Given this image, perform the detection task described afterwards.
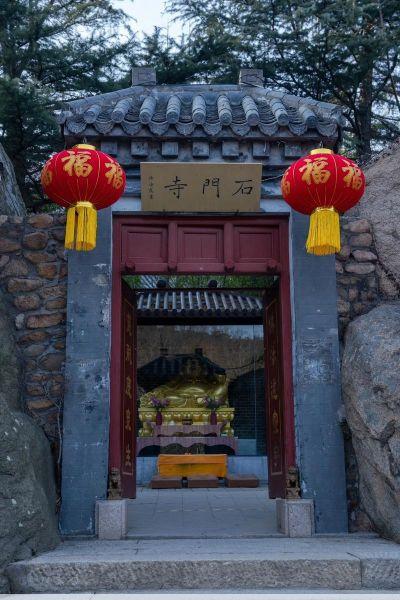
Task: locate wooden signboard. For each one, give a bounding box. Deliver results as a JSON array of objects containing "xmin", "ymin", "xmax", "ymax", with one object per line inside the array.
[{"xmin": 141, "ymin": 162, "xmax": 262, "ymax": 212}]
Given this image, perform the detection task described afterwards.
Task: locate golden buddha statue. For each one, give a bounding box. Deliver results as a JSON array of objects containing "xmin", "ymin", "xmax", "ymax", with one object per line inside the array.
[{"xmin": 138, "ymin": 356, "xmax": 234, "ymax": 436}]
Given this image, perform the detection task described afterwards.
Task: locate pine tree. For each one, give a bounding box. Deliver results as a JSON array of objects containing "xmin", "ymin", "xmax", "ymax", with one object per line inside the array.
[
  {"xmin": 0, "ymin": 0, "xmax": 135, "ymax": 208},
  {"xmin": 167, "ymin": 0, "xmax": 400, "ymax": 158},
  {"xmin": 136, "ymin": 28, "xmax": 197, "ymax": 84},
  {"xmin": 124, "ymin": 25, "xmax": 241, "ymax": 87}
]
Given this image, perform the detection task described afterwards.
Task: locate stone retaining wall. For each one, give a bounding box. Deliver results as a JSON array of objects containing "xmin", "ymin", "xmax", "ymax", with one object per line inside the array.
[
  {"xmin": 0, "ymin": 211, "xmax": 383, "ymax": 529},
  {"xmin": 336, "ymin": 216, "xmax": 379, "ymax": 340},
  {"xmin": 0, "ymin": 214, "xmax": 66, "ymax": 469}
]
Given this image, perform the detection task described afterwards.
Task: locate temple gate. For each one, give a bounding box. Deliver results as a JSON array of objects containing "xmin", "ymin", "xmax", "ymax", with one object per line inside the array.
[{"xmin": 59, "ymin": 67, "xmax": 347, "ymax": 536}]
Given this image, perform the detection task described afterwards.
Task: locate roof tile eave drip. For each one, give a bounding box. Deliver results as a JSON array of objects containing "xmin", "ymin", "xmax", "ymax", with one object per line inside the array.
[{"xmin": 61, "ymin": 87, "xmax": 342, "ymax": 139}]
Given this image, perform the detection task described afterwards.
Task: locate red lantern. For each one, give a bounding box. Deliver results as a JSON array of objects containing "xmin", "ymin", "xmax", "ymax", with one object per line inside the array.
[
  {"xmin": 281, "ymin": 148, "xmax": 365, "ymax": 255},
  {"xmin": 41, "ymin": 144, "xmax": 126, "ymax": 251}
]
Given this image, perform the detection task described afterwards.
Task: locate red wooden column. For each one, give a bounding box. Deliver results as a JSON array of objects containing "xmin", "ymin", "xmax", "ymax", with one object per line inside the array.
[
  {"xmin": 263, "ymin": 219, "xmax": 295, "ymax": 498},
  {"xmin": 109, "ymin": 220, "xmax": 122, "ymax": 485},
  {"xmin": 110, "ymin": 222, "xmax": 138, "ymax": 498},
  {"xmin": 278, "ymin": 220, "xmax": 296, "ymax": 474},
  {"xmin": 120, "ymin": 280, "xmax": 137, "ymax": 497},
  {"xmin": 264, "ymin": 283, "xmax": 286, "ymax": 498},
  {"xmin": 168, "ymin": 222, "xmax": 178, "ymax": 272},
  {"xmin": 223, "ymin": 222, "xmax": 235, "ymax": 272}
]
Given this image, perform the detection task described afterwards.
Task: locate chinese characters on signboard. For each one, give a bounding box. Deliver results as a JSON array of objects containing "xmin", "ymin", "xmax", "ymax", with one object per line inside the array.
[{"xmin": 141, "ymin": 162, "xmax": 262, "ymax": 212}]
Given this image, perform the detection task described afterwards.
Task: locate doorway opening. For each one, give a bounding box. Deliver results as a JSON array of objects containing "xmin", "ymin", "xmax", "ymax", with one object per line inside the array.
[
  {"xmin": 110, "ymin": 215, "xmax": 295, "ymax": 537},
  {"xmin": 125, "ymin": 275, "xmax": 283, "ymax": 537}
]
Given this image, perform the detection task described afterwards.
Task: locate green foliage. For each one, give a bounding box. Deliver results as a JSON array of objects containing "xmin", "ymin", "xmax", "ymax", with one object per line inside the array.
[
  {"xmin": 167, "ymin": 0, "xmax": 400, "ymax": 158},
  {"xmin": 122, "ymin": 24, "xmax": 242, "ymax": 87},
  {"xmin": 0, "ymin": 78, "xmax": 61, "ymax": 207},
  {"xmin": 135, "ymin": 28, "xmax": 198, "ymax": 84},
  {"xmin": 2, "ymin": 0, "xmax": 399, "ymax": 210},
  {"xmin": 124, "ymin": 274, "xmax": 274, "ymax": 291},
  {"xmin": 0, "ymin": 0, "xmax": 135, "ymax": 209}
]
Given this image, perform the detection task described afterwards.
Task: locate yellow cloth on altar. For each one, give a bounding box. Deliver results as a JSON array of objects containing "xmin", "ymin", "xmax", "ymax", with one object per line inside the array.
[{"xmin": 158, "ymin": 454, "xmax": 227, "ymax": 477}]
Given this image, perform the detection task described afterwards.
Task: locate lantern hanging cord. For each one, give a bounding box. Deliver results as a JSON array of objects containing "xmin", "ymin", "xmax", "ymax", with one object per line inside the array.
[{"xmin": 261, "ymin": 173, "xmax": 286, "ymax": 182}]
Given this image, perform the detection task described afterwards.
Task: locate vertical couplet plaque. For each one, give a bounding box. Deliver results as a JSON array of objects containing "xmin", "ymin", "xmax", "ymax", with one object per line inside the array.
[
  {"xmin": 121, "ymin": 280, "xmax": 136, "ymax": 497},
  {"xmin": 264, "ymin": 285, "xmax": 286, "ymax": 498}
]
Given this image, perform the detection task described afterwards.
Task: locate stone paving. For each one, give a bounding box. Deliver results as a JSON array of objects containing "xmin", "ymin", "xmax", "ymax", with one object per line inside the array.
[
  {"xmin": 127, "ymin": 486, "xmax": 278, "ymax": 538},
  {"xmin": 6, "ymin": 485, "xmax": 400, "ymax": 594},
  {"xmin": 7, "ymin": 535, "xmax": 400, "ymax": 592},
  {"xmin": 3, "ymin": 593, "xmax": 400, "ymax": 599}
]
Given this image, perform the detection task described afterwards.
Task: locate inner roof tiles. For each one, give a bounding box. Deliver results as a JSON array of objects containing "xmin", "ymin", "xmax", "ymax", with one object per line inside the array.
[{"xmin": 136, "ymin": 290, "xmax": 263, "ymax": 320}]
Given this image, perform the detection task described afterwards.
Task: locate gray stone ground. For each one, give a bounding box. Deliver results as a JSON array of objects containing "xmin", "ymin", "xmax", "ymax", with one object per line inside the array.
[
  {"xmin": 127, "ymin": 487, "xmax": 278, "ymax": 538},
  {"xmin": 2, "ymin": 593, "xmax": 400, "ymax": 598},
  {"xmin": 6, "ymin": 535, "xmax": 400, "ymax": 592}
]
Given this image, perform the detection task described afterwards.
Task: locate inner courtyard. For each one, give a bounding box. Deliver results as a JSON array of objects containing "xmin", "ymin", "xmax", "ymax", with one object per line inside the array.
[
  {"xmin": 134, "ymin": 276, "xmax": 268, "ymax": 481},
  {"xmin": 125, "ymin": 275, "xmax": 280, "ymax": 531}
]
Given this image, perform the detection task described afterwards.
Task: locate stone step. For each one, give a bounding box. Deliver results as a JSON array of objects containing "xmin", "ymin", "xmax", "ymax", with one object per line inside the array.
[{"xmin": 6, "ymin": 536, "xmax": 400, "ymax": 593}]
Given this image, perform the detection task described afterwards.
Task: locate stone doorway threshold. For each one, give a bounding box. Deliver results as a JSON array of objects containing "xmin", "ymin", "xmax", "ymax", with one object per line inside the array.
[
  {"xmin": 6, "ymin": 535, "xmax": 400, "ymax": 593},
  {"xmin": 127, "ymin": 486, "xmax": 279, "ymax": 539}
]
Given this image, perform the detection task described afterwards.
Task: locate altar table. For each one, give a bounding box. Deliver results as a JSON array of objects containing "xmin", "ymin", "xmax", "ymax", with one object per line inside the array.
[
  {"xmin": 137, "ymin": 435, "xmax": 237, "ymax": 454},
  {"xmin": 158, "ymin": 454, "xmax": 227, "ymax": 478},
  {"xmin": 137, "ymin": 424, "xmax": 237, "ymax": 455}
]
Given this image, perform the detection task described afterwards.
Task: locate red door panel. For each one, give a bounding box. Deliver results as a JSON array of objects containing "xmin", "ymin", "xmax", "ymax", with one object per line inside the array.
[
  {"xmin": 120, "ymin": 280, "xmax": 137, "ymax": 498},
  {"xmin": 119, "ymin": 218, "xmax": 283, "ymax": 274},
  {"xmin": 122, "ymin": 226, "xmax": 168, "ymax": 272},
  {"xmin": 233, "ymin": 226, "xmax": 280, "ymax": 272},
  {"xmin": 177, "ymin": 226, "xmax": 224, "ymax": 272},
  {"xmin": 264, "ymin": 283, "xmax": 286, "ymax": 498}
]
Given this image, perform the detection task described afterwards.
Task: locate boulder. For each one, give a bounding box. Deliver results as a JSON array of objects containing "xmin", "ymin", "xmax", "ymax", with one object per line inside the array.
[
  {"xmin": 0, "ymin": 293, "xmax": 59, "ymax": 591},
  {"xmin": 342, "ymin": 303, "xmax": 400, "ymax": 541},
  {"xmin": 355, "ymin": 142, "xmax": 400, "ymax": 287}
]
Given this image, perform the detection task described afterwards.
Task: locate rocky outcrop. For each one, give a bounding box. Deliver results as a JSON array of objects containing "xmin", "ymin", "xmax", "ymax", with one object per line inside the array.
[
  {"xmin": 0, "ymin": 143, "xmax": 26, "ymax": 216},
  {"xmin": 342, "ymin": 303, "xmax": 400, "ymax": 542},
  {"xmin": 0, "ymin": 292, "xmax": 59, "ymax": 592},
  {"xmin": 351, "ymin": 141, "xmax": 400, "ymax": 299}
]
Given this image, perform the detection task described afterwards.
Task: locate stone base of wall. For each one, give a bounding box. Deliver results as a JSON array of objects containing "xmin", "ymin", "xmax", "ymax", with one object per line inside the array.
[
  {"xmin": 0, "ymin": 214, "xmax": 67, "ymax": 474},
  {"xmin": 336, "ymin": 217, "xmax": 379, "ymax": 339}
]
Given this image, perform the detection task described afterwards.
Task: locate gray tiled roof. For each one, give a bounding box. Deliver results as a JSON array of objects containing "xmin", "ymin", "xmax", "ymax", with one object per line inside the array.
[
  {"xmin": 137, "ymin": 289, "xmax": 263, "ymax": 319},
  {"xmin": 58, "ymin": 84, "xmax": 344, "ymax": 139}
]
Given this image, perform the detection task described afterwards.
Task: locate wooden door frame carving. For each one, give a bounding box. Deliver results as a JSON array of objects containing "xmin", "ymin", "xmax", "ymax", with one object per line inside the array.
[{"xmin": 110, "ymin": 215, "xmax": 295, "ymax": 497}]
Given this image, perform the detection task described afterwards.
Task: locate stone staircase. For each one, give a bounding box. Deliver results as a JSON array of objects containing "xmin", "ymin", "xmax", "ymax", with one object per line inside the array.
[{"xmin": 6, "ymin": 535, "xmax": 400, "ymax": 592}]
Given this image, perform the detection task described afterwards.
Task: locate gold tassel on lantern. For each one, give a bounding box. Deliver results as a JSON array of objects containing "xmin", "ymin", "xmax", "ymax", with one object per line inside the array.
[
  {"xmin": 306, "ymin": 206, "xmax": 340, "ymax": 256},
  {"xmin": 65, "ymin": 201, "xmax": 97, "ymax": 251}
]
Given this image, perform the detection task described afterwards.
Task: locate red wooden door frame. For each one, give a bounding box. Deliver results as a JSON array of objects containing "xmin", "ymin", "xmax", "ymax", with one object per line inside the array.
[
  {"xmin": 264, "ymin": 282, "xmax": 286, "ymax": 497},
  {"xmin": 110, "ymin": 215, "xmax": 295, "ymax": 496},
  {"xmin": 119, "ymin": 280, "xmax": 137, "ymax": 497}
]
